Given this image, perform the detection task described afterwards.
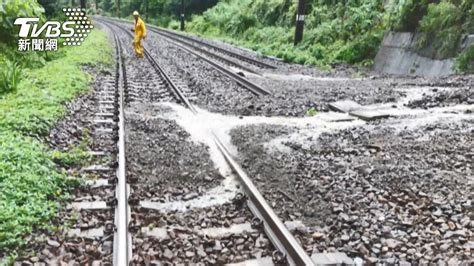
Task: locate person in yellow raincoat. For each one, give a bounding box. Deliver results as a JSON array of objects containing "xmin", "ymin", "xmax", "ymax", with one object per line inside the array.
[{"xmin": 132, "ymin": 11, "xmax": 146, "ymax": 58}]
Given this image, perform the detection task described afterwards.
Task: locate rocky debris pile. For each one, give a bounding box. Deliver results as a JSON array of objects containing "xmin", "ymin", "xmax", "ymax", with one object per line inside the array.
[
  {"xmin": 125, "ymin": 103, "xmax": 222, "ymax": 200},
  {"xmin": 407, "ymin": 87, "xmax": 473, "ymax": 109},
  {"xmin": 421, "ymin": 75, "xmax": 474, "ymax": 88},
  {"xmin": 124, "ymin": 102, "xmax": 277, "ymax": 264},
  {"xmin": 136, "ymin": 25, "xmax": 409, "ymax": 117},
  {"xmin": 230, "ymin": 120, "xmax": 472, "ymax": 264}
]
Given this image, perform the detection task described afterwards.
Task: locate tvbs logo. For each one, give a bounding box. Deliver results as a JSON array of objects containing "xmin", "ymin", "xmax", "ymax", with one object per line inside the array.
[{"xmin": 15, "ymin": 8, "xmax": 94, "ymax": 52}]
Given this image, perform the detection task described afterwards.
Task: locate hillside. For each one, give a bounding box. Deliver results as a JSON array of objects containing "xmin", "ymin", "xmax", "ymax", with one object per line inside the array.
[{"xmin": 180, "ymin": 0, "xmax": 473, "ymax": 73}]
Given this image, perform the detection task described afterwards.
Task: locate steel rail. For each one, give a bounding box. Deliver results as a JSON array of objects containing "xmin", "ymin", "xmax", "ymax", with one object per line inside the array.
[
  {"xmin": 153, "ymin": 27, "xmax": 277, "ymax": 69},
  {"xmin": 105, "ymin": 16, "xmax": 277, "ymax": 69},
  {"xmin": 213, "ymin": 136, "xmax": 315, "ymax": 265},
  {"xmin": 101, "ymin": 19, "xmax": 198, "ymax": 111},
  {"xmin": 109, "ymin": 24, "xmax": 131, "ymax": 266},
  {"xmin": 100, "ymin": 17, "xmax": 272, "ymax": 97},
  {"xmin": 142, "ymin": 51, "xmax": 197, "ymax": 113},
  {"xmin": 101, "ymin": 18, "xmax": 315, "ymax": 266},
  {"xmin": 148, "ymin": 28, "xmax": 261, "ymax": 75},
  {"xmin": 159, "ymin": 37, "xmax": 272, "ymax": 97}
]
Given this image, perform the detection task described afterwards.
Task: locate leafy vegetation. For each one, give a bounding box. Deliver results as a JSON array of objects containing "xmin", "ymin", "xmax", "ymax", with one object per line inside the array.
[
  {"xmin": 0, "ymin": 60, "xmax": 22, "ymax": 95},
  {"xmin": 0, "ymin": 132, "xmax": 71, "ymax": 250},
  {"xmin": 174, "ymin": 0, "xmax": 472, "ymax": 71},
  {"xmin": 388, "ymin": 0, "xmax": 437, "ymax": 32},
  {"xmin": 0, "ymin": 29, "xmax": 112, "ymax": 253},
  {"xmin": 5, "ymin": 1, "xmax": 468, "ymax": 70},
  {"xmin": 93, "ymin": 0, "xmax": 472, "ymax": 71},
  {"xmin": 455, "ymin": 44, "xmax": 474, "ymax": 73},
  {"xmin": 96, "ymin": 0, "xmax": 218, "ymax": 24},
  {"xmin": 184, "ymin": 0, "xmax": 386, "ymax": 67},
  {"xmin": 389, "ymin": 0, "xmax": 474, "ymax": 70},
  {"xmin": 38, "ymin": 0, "xmax": 62, "ymax": 17},
  {"xmin": 0, "ymin": 0, "xmax": 45, "ymax": 44},
  {"xmin": 306, "ymin": 107, "xmax": 318, "ymax": 117},
  {"xmin": 416, "ymin": 0, "xmax": 473, "ymax": 59},
  {"xmin": 418, "ymin": 1, "xmax": 463, "ymax": 58}
]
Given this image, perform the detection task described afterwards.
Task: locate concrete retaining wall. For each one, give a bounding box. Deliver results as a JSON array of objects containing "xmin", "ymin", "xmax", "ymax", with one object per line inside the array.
[{"xmin": 374, "ymin": 32, "xmax": 455, "ymax": 77}]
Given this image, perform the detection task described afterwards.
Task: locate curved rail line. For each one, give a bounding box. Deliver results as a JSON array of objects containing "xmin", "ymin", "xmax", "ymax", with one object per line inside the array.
[
  {"xmin": 154, "ymin": 27, "xmax": 277, "ymax": 70},
  {"xmin": 161, "ymin": 36, "xmax": 272, "ymax": 96},
  {"xmin": 148, "ymin": 27, "xmax": 262, "ymax": 75},
  {"xmin": 101, "ymin": 17, "xmax": 271, "ymax": 97},
  {"xmin": 100, "ymin": 19, "xmax": 315, "ymax": 265},
  {"xmin": 105, "ymin": 16, "xmax": 276, "ymax": 70}
]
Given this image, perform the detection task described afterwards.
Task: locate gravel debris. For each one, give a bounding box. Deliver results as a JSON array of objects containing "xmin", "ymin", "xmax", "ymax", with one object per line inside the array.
[
  {"xmin": 230, "ymin": 118, "xmax": 472, "ymax": 264},
  {"xmin": 10, "ymin": 21, "xmax": 472, "ymax": 265}
]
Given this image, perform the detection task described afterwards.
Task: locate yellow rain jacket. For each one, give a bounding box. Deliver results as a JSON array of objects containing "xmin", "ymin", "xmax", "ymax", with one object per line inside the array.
[{"xmin": 133, "ymin": 17, "xmax": 147, "ymax": 58}]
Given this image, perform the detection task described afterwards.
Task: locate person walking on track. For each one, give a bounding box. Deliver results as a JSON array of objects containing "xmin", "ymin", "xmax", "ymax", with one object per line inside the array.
[{"xmin": 131, "ymin": 11, "xmax": 146, "ymax": 58}]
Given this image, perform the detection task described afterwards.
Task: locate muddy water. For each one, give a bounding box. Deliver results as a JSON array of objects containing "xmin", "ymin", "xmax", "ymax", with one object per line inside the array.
[
  {"xmin": 139, "ymin": 85, "xmax": 472, "ymax": 161},
  {"xmin": 134, "ymin": 83, "xmax": 472, "ymax": 265},
  {"xmin": 126, "ymin": 83, "xmax": 472, "ymax": 214}
]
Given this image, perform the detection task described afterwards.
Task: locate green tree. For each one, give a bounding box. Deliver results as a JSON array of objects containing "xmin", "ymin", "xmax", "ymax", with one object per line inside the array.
[
  {"xmin": 38, "ymin": 0, "xmax": 59, "ymax": 16},
  {"xmin": 100, "ymin": 0, "xmax": 114, "ymax": 13},
  {"xmin": 0, "ymin": 0, "xmax": 45, "ymax": 44}
]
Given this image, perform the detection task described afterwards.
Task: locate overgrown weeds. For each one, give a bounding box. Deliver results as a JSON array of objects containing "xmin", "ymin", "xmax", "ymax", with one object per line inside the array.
[
  {"xmin": 185, "ymin": 0, "xmax": 386, "ymax": 67},
  {"xmin": 0, "ymin": 60, "xmax": 22, "ymax": 95},
  {"xmin": 389, "ymin": 0, "xmax": 474, "ymax": 66},
  {"xmin": 418, "ymin": 1, "xmax": 464, "ymax": 59},
  {"xmin": 179, "ymin": 0, "xmax": 473, "ymax": 73},
  {"xmin": 0, "ymin": 0, "xmax": 45, "ymax": 44},
  {"xmin": 455, "ymin": 44, "xmax": 474, "ymax": 73}
]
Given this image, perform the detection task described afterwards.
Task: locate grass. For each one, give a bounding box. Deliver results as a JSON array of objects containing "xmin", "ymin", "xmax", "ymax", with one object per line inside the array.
[
  {"xmin": 160, "ymin": 0, "xmax": 471, "ymax": 73},
  {"xmin": 182, "ymin": 0, "xmax": 385, "ymax": 68},
  {"xmin": 0, "ymin": 60, "xmax": 22, "ymax": 94},
  {"xmin": 0, "ymin": 28, "xmax": 112, "ymax": 254},
  {"xmin": 109, "ymin": 0, "xmax": 472, "ymax": 73}
]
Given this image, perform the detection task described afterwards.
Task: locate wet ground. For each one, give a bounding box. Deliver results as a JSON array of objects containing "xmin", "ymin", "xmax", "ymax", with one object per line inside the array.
[
  {"xmin": 106, "ymin": 21, "xmax": 278, "ymax": 264},
  {"xmin": 230, "ymin": 113, "xmax": 472, "ymax": 264},
  {"xmin": 137, "ymin": 85, "xmax": 472, "ymax": 265},
  {"xmin": 131, "ymin": 21, "xmax": 472, "ymax": 264},
  {"xmin": 7, "ymin": 20, "xmax": 473, "ymax": 265}
]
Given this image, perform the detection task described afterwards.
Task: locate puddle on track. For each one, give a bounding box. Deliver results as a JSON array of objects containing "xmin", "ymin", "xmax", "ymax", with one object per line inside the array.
[
  {"xmin": 235, "ymin": 68, "xmax": 365, "ymax": 82},
  {"xmin": 151, "ymin": 102, "xmax": 364, "ymax": 165},
  {"xmin": 259, "ymin": 73, "xmax": 365, "ymax": 82},
  {"xmin": 156, "ymin": 86, "xmax": 472, "ymax": 155},
  {"xmin": 356, "ymin": 87, "xmax": 473, "ymax": 132},
  {"xmin": 131, "ymin": 103, "xmax": 365, "ymax": 211}
]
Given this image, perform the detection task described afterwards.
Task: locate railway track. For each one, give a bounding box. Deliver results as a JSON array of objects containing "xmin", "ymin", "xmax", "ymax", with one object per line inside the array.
[
  {"xmin": 153, "ymin": 27, "xmax": 277, "ymax": 70},
  {"xmin": 96, "ymin": 19, "xmax": 316, "ymax": 265},
  {"xmin": 60, "ymin": 25, "xmax": 128, "ymax": 266},
  {"xmin": 105, "ymin": 17, "xmax": 276, "ymax": 71},
  {"xmin": 148, "ymin": 28, "xmax": 263, "ymax": 75},
  {"xmin": 110, "ymin": 29, "xmax": 131, "ymax": 265},
  {"xmin": 101, "ymin": 17, "xmax": 271, "ymax": 97}
]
